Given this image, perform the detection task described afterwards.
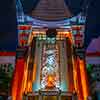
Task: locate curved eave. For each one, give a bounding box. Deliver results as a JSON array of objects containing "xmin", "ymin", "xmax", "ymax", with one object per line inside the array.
[{"xmin": 21, "ymin": 13, "xmax": 84, "ymax": 28}]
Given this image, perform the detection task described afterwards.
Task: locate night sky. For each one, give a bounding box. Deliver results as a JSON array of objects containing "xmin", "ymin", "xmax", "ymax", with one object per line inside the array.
[
  {"xmin": 85, "ymin": 0, "xmax": 100, "ymax": 48},
  {"xmin": 0, "ymin": 0, "xmax": 100, "ymax": 51},
  {"xmin": 0, "ymin": 0, "xmax": 17, "ymax": 51}
]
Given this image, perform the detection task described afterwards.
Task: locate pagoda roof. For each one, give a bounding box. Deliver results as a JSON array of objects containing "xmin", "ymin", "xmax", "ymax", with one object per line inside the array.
[
  {"xmin": 29, "ymin": 0, "xmax": 72, "ymax": 21},
  {"xmin": 20, "ymin": 0, "xmax": 85, "ymax": 21}
]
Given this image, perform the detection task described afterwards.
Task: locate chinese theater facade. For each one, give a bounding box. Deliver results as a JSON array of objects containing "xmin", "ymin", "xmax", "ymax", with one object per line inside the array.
[
  {"xmin": 11, "ymin": 0, "xmax": 90, "ymax": 100},
  {"xmin": 11, "ymin": 20, "xmax": 90, "ymax": 100}
]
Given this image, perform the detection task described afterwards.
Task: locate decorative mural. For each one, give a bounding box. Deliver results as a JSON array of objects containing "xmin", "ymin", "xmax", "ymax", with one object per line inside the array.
[{"xmin": 40, "ymin": 44, "xmax": 60, "ymax": 90}]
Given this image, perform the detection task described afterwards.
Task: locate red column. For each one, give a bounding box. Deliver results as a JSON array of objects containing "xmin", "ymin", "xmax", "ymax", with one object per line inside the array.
[
  {"xmin": 12, "ymin": 58, "xmax": 25, "ymax": 100},
  {"xmin": 78, "ymin": 58, "xmax": 90, "ymax": 100},
  {"xmin": 76, "ymin": 58, "xmax": 84, "ymax": 100}
]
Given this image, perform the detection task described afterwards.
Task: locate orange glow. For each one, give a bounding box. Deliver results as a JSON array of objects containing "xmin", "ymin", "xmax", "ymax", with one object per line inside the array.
[
  {"xmin": 22, "ymin": 62, "xmax": 28, "ymax": 92},
  {"xmin": 48, "ymin": 76, "xmax": 53, "ymax": 82},
  {"xmin": 25, "ymin": 70, "xmax": 32, "ymax": 93},
  {"xmin": 73, "ymin": 58, "xmax": 84, "ymax": 100},
  {"xmin": 24, "ymin": 57, "xmax": 30, "ymax": 93},
  {"xmin": 32, "ymin": 48, "xmax": 37, "ymax": 83},
  {"xmin": 47, "ymin": 75, "xmax": 55, "ymax": 88},
  {"xmin": 66, "ymin": 32, "xmax": 73, "ymax": 44},
  {"xmin": 78, "ymin": 58, "xmax": 89, "ymax": 100},
  {"xmin": 32, "ymin": 63, "xmax": 37, "ymax": 82},
  {"xmin": 27, "ymin": 81, "xmax": 32, "ymax": 92}
]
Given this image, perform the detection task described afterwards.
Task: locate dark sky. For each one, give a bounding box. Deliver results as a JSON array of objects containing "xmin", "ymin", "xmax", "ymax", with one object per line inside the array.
[
  {"xmin": 85, "ymin": 0, "xmax": 100, "ymax": 48},
  {"xmin": 0, "ymin": 0, "xmax": 100, "ymax": 51},
  {"xmin": 0, "ymin": 0, "xmax": 17, "ymax": 51}
]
